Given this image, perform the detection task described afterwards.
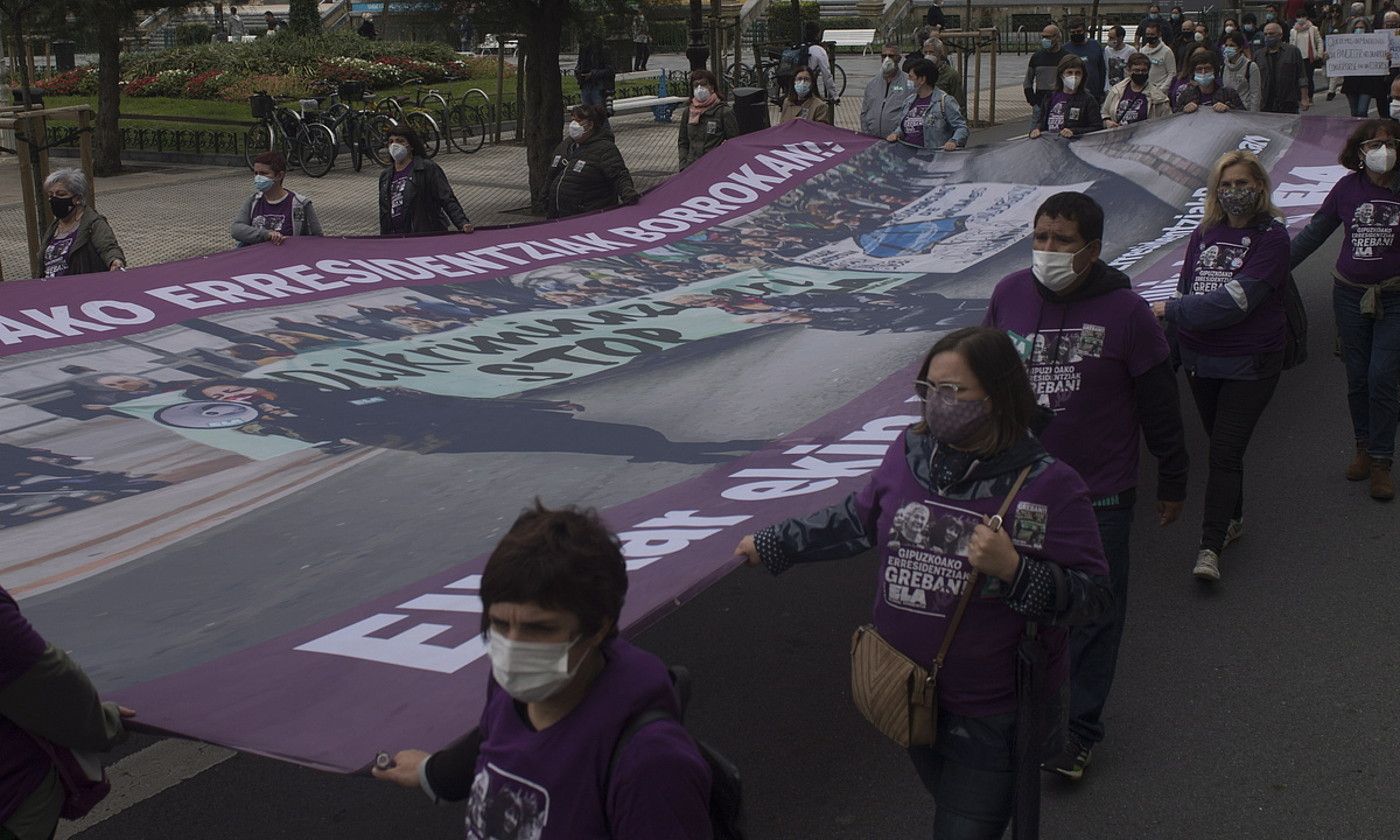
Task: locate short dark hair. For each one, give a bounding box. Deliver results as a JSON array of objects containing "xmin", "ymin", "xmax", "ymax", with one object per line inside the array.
[
  {"xmin": 1338, "ymin": 119, "xmax": 1398, "ymax": 170},
  {"xmin": 478, "ymin": 500, "xmax": 628, "ymax": 640},
  {"xmin": 1066, "ymin": 15, "xmax": 1086, "ymax": 29},
  {"xmin": 1224, "ymin": 30, "xmax": 1248, "ymax": 47},
  {"xmin": 1127, "ymin": 51, "xmax": 1152, "ymax": 70},
  {"xmin": 913, "ymin": 328, "xmax": 1038, "ymax": 456},
  {"xmin": 252, "ymin": 150, "xmax": 287, "ymax": 173},
  {"xmin": 569, "ymin": 103, "xmax": 607, "ymax": 125},
  {"xmin": 1190, "ymin": 51, "xmax": 1220, "ymax": 73},
  {"xmin": 803, "ymin": 20, "xmax": 821, "ymax": 42},
  {"xmin": 906, "ymin": 58, "xmax": 938, "ymax": 86},
  {"xmin": 1055, "ymin": 54, "xmax": 1087, "ymax": 90},
  {"xmin": 1110, "ymin": 25, "xmax": 1126, "ymax": 38},
  {"xmin": 1034, "ymin": 191, "xmax": 1105, "ymax": 244},
  {"xmin": 690, "ymin": 68, "xmax": 719, "ymax": 91},
  {"xmin": 1142, "ymin": 21, "xmax": 1162, "ymax": 35},
  {"xmin": 385, "ymin": 124, "xmax": 427, "ymax": 158},
  {"xmin": 1242, "ymin": 12, "xmax": 1258, "ymax": 23}
]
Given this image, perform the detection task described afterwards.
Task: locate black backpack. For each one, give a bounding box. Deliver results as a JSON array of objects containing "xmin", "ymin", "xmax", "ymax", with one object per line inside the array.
[
  {"xmin": 606, "ymin": 666, "xmax": 746, "ymax": 840},
  {"xmin": 1282, "ymin": 271, "xmax": 1308, "ymax": 370},
  {"xmin": 776, "ymin": 43, "xmax": 810, "ymax": 81}
]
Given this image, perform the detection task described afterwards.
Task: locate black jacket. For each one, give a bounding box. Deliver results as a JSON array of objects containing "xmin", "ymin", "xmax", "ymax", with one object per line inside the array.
[
  {"xmin": 377, "ymin": 157, "xmax": 469, "ymax": 235},
  {"xmin": 1036, "ymin": 89, "xmax": 1102, "ymax": 135},
  {"xmin": 545, "ymin": 128, "xmax": 639, "ymax": 219},
  {"xmin": 40, "ymin": 209, "xmax": 125, "ymax": 277}
]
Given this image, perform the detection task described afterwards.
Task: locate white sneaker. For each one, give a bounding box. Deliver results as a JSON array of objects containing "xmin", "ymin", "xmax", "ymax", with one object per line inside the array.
[
  {"xmin": 1193, "ymin": 549, "xmax": 1221, "ymax": 582},
  {"xmin": 1224, "ymin": 518, "xmax": 1244, "ymax": 547}
]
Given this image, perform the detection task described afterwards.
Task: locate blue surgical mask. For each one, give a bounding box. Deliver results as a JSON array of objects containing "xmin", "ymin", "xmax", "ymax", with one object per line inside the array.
[
  {"xmin": 793, "ymin": 80, "xmax": 811, "ymax": 96},
  {"xmin": 253, "ymin": 174, "xmax": 276, "ymax": 192},
  {"xmin": 1265, "ymin": 12, "xmax": 1275, "ymax": 20},
  {"xmin": 1223, "ymin": 46, "xmax": 1239, "ymax": 59},
  {"xmin": 1194, "ymin": 72, "xmax": 1215, "ymax": 86},
  {"xmin": 1041, "ymin": 37, "xmax": 1054, "ymax": 49}
]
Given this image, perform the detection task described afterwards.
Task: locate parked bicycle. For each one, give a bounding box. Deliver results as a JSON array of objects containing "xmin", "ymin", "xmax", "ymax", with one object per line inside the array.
[
  {"xmin": 372, "ymin": 80, "xmax": 442, "ymax": 158},
  {"xmin": 244, "ymin": 92, "xmax": 337, "ymax": 177},
  {"xmin": 453, "ymin": 88, "xmax": 490, "ymax": 154},
  {"xmin": 320, "ymin": 81, "xmax": 395, "ymax": 171}
]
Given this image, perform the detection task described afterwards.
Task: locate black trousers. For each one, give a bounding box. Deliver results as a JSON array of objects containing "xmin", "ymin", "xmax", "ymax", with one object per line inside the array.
[
  {"xmin": 1186, "ymin": 373, "xmax": 1280, "ymax": 553},
  {"xmin": 633, "ymin": 42, "xmax": 650, "ymax": 71}
]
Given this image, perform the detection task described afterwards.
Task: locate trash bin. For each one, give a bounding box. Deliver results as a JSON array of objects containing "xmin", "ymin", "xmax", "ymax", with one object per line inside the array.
[
  {"xmin": 53, "ymin": 40, "xmax": 76, "ymax": 72},
  {"xmin": 732, "ymin": 86, "xmax": 769, "ymax": 135}
]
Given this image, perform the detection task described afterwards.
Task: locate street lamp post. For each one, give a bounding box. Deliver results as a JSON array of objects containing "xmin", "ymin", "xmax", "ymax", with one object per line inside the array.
[{"xmin": 687, "ymin": 0, "xmax": 709, "ymax": 70}]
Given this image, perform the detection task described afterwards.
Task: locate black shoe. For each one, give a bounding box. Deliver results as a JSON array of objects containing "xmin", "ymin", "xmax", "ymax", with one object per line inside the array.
[{"xmin": 1041, "ymin": 734, "xmax": 1092, "ymax": 781}]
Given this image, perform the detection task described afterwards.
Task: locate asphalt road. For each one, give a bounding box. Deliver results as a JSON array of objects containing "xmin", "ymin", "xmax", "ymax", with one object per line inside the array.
[{"xmin": 57, "ymin": 112, "xmax": 1400, "ymax": 839}]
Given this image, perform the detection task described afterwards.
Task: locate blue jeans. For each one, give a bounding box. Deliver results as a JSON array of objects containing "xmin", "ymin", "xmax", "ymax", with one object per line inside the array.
[
  {"xmin": 1334, "ymin": 284, "xmax": 1400, "ymax": 460},
  {"xmin": 1347, "ymin": 92, "xmax": 1373, "ymax": 118},
  {"xmin": 1068, "ymin": 505, "xmax": 1133, "ymax": 746}
]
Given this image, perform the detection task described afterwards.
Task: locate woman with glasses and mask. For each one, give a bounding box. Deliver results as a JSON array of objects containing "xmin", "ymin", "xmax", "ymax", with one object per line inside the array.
[
  {"xmin": 1152, "ymin": 151, "xmax": 1291, "ymax": 581},
  {"xmin": 778, "ymin": 66, "xmax": 831, "ymax": 124},
  {"xmin": 1289, "ymin": 120, "xmax": 1400, "ymax": 501},
  {"xmin": 734, "ymin": 327, "xmax": 1110, "ymax": 839},
  {"xmin": 39, "ymin": 168, "xmax": 125, "ymax": 278},
  {"xmin": 377, "ymin": 126, "xmax": 472, "ymax": 236},
  {"xmin": 374, "ymin": 502, "xmax": 713, "ymax": 839}
]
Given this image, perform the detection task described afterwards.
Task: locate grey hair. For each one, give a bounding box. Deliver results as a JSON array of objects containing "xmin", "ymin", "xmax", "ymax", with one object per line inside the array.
[
  {"xmin": 44, "ymin": 168, "xmax": 89, "ymax": 201},
  {"xmin": 922, "ymin": 37, "xmax": 946, "ymax": 59}
]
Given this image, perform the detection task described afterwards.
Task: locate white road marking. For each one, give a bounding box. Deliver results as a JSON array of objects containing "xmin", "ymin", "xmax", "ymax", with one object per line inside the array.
[{"xmin": 56, "ymin": 740, "xmax": 236, "ymax": 839}]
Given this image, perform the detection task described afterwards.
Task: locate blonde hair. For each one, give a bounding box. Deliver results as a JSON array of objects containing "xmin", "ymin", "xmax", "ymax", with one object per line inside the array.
[{"xmin": 1200, "ymin": 150, "xmax": 1282, "ymax": 230}]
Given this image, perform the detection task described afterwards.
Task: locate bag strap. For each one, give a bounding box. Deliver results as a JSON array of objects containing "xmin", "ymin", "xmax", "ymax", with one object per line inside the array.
[{"xmin": 932, "ymin": 464, "xmax": 1034, "ymax": 672}]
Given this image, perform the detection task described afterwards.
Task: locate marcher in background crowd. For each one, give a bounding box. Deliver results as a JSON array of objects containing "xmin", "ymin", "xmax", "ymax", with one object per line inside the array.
[
  {"xmin": 227, "ymin": 5, "xmax": 247, "ymax": 38},
  {"xmin": 1, "ymin": 585, "xmax": 134, "ymax": 840},
  {"xmin": 1173, "ymin": 17, "xmax": 1200, "ymax": 62},
  {"xmin": 1064, "ymin": 16, "xmax": 1108, "ymax": 97},
  {"xmin": 1376, "ymin": 0, "xmax": 1399, "ymax": 30},
  {"xmin": 374, "ymin": 503, "xmax": 713, "ymax": 839},
  {"xmin": 861, "ymin": 43, "xmax": 915, "ymax": 137},
  {"xmin": 1383, "ymin": 12, "xmax": 1400, "ymax": 118},
  {"xmin": 1167, "ymin": 6, "xmax": 1186, "ymax": 40},
  {"xmin": 1289, "ymin": 120, "xmax": 1400, "ymax": 501},
  {"xmin": 231, "ymin": 150, "xmax": 323, "ymax": 247},
  {"xmin": 1289, "ymin": 11, "xmax": 1326, "ymax": 97},
  {"xmin": 1257, "ymin": 21, "xmax": 1312, "ymax": 112},
  {"xmin": 779, "ymin": 67, "xmax": 831, "ymax": 124},
  {"xmin": 1105, "ymin": 26, "xmax": 1134, "ymax": 87},
  {"xmin": 357, "ymin": 12, "xmax": 376, "ymax": 39},
  {"xmin": 886, "ymin": 58, "xmax": 968, "ymax": 151},
  {"xmin": 1031, "ymin": 55, "xmax": 1103, "ymax": 139},
  {"xmin": 1339, "ymin": 19, "xmax": 1389, "ymax": 117},
  {"xmin": 631, "ymin": 10, "xmax": 651, "ymax": 72},
  {"xmin": 923, "ymin": 37, "xmax": 964, "ymax": 105},
  {"xmin": 1391, "ymin": 67, "xmax": 1400, "ymax": 121},
  {"xmin": 1138, "ymin": 21, "xmax": 1178, "ymax": 90},
  {"xmin": 1220, "ymin": 15, "xmax": 1240, "ymax": 46},
  {"xmin": 1261, "ymin": 3, "xmax": 1281, "ymax": 26},
  {"xmin": 545, "ymin": 105, "xmax": 639, "ymax": 219},
  {"xmin": 677, "ymin": 69, "xmax": 738, "ymax": 170},
  {"xmin": 1243, "ymin": 13, "xmax": 1265, "ymax": 51},
  {"xmin": 575, "ymin": 37, "xmax": 613, "ymax": 108},
  {"xmin": 905, "ymin": 25, "xmax": 934, "ymax": 67},
  {"xmin": 1221, "ymin": 31, "xmax": 1262, "ymax": 110},
  {"xmin": 1322, "ymin": 4, "xmax": 1348, "ymax": 100},
  {"xmin": 1152, "ymin": 151, "xmax": 1291, "ymax": 582},
  {"xmin": 803, "ymin": 21, "xmax": 838, "ymax": 101},
  {"xmin": 734, "ymin": 327, "xmax": 1111, "ymax": 840},
  {"xmin": 1175, "ymin": 52, "xmax": 1248, "ymax": 112},
  {"xmin": 40, "ymin": 168, "xmax": 125, "ymax": 278},
  {"xmin": 378, "ymin": 127, "xmax": 472, "ymax": 235},
  {"xmin": 1024, "ymin": 24, "xmax": 1068, "ymax": 127},
  {"xmin": 1167, "ymin": 46, "xmax": 1213, "ymax": 105},
  {"xmin": 1103, "ymin": 52, "xmax": 1172, "ymax": 126},
  {"xmin": 984, "ymin": 192, "xmax": 1188, "ymax": 782},
  {"xmin": 1138, "ymin": 3, "xmax": 1172, "ymax": 46}
]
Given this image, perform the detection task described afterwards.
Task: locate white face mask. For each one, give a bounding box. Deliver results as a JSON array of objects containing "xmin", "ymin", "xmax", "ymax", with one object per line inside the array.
[
  {"xmin": 388, "ymin": 142, "xmax": 410, "ymax": 163},
  {"xmin": 882, "ymin": 56, "xmax": 897, "ymax": 74},
  {"xmin": 488, "ymin": 632, "xmax": 586, "ymax": 704},
  {"xmin": 693, "ymin": 85, "xmax": 711, "ymax": 102},
  {"xmin": 1062, "ymin": 74, "xmax": 1081, "ymax": 92},
  {"xmin": 1365, "ymin": 145, "xmax": 1397, "ymax": 174},
  {"xmin": 1391, "ymin": 101, "xmax": 1400, "ymax": 120},
  {"xmin": 567, "ymin": 120, "xmax": 586, "ymax": 140},
  {"xmin": 1032, "ymin": 244, "xmax": 1089, "ymax": 292}
]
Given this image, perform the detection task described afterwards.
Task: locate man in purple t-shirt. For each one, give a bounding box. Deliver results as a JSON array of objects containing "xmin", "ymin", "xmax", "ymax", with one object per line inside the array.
[
  {"xmin": 374, "ymin": 503, "xmax": 712, "ymax": 840},
  {"xmin": 984, "ymin": 192, "xmax": 1189, "ymax": 781}
]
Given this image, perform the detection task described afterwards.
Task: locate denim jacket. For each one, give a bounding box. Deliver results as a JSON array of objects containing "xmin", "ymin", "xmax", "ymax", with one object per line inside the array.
[{"xmin": 894, "ymin": 88, "xmax": 969, "ymax": 149}]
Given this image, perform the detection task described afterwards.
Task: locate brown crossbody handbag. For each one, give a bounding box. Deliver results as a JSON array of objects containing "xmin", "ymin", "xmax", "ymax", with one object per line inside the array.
[{"xmin": 849, "ymin": 465, "xmax": 1033, "ymax": 748}]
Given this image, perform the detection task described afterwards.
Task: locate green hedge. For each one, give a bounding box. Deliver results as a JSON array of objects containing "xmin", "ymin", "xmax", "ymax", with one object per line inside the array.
[{"xmin": 122, "ymin": 30, "xmax": 461, "ymax": 78}]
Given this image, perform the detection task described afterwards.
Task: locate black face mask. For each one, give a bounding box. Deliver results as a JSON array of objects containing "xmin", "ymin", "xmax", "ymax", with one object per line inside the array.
[
  {"xmin": 1130, "ymin": 72, "xmax": 1150, "ymax": 86},
  {"xmin": 1145, "ymin": 35, "xmax": 1161, "ymax": 44},
  {"xmin": 49, "ymin": 195, "xmax": 76, "ymax": 220},
  {"xmin": 1070, "ymin": 32, "xmax": 1086, "ymax": 43}
]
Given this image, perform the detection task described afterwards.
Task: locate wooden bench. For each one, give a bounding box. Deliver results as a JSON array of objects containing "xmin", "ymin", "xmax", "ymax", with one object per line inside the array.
[{"xmin": 824, "ymin": 28, "xmax": 878, "ymax": 55}]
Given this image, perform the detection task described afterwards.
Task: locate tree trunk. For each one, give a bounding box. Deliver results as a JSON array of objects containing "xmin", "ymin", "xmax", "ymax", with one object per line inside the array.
[
  {"xmin": 94, "ymin": 5, "xmax": 122, "ymax": 175},
  {"xmin": 523, "ymin": 1, "xmax": 565, "ymax": 215}
]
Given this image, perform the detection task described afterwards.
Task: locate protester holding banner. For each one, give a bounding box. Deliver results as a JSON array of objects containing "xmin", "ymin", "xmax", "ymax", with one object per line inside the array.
[
  {"xmin": 1102, "ymin": 53, "xmax": 1172, "ymax": 127},
  {"xmin": 1137, "ymin": 20, "xmax": 1178, "ymax": 90},
  {"xmin": 984, "ymin": 192, "xmax": 1187, "ymax": 782},
  {"xmin": 40, "ymin": 169, "xmax": 125, "ymax": 278},
  {"xmin": 1024, "ymin": 25, "xmax": 1068, "ymax": 127},
  {"xmin": 1221, "ymin": 31, "xmax": 1263, "ymax": 110},
  {"xmin": 1138, "ymin": 3, "xmax": 1171, "ymax": 46},
  {"xmin": 373, "ymin": 502, "xmax": 713, "ymax": 839},
  {"xmin": 1, "ymin": 585, "xmax": 134, "ymax": 840},
  {"xmin": 1152, "ymin": 151, "xmax": 1291, "ymax": 582},
  {"xmin": 1175, "ymin": 53, "xmax": 1248, "ymax": 112},
  {"xmin": 735, "ymin": 327, "xmax": 1110, "ymax": 839},
  {"xmin": 1337, "ymin": 19, "xmax": 1391, "ymax": 117},
  {"xmin": 544, "ymin": 105, "xmax": 639, "ymax": 219},
  {"xmin": 231, "ymin": 151, "xmax": 323, "ymax": 247},
  {"xmin": 1288, "ymin": 119, "xmax": 1400, "ymax": 501},
  {"xmin": 1030, "ymin": 55, "xmax": 1102, "ymax": 139},
  {"xmin": 861, "ymin": 43, "xmax": 915, "ymax": 137},
  {"xmin": 1257, "ymin": 21, "xmax": 1312, "ymax": 112},
  {"xmin": 377, "ymin": 127, "xmax": 472, "ymax": 236},
  {"xmin": 779, "ymin": 67, "xmax": 831, "ymax": 124},
  {"xmin": 886, "ymin": 58, "xmax": 968, "ymax": 151},
  {"xmin": 677, "ymin": 70, "xmax": 738, "ymax": 170}
]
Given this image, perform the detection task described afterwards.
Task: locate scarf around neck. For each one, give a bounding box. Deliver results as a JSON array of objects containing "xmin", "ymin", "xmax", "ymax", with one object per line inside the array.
[{"xmin": 688, "ymin": 94, "xmax": 719, "ymax": 124}]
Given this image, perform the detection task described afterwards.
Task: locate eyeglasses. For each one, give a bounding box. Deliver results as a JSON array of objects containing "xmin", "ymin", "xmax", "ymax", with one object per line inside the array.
[
  {"xmin": 1360, "ymin": 139, "xmax": 1399, "ymax": 153},
  {"xmin": 914, "ymin": 379, "xmax": 973, "ymax": 405}
]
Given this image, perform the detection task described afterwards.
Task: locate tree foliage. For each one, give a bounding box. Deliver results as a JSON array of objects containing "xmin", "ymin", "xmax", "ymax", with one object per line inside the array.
[{"xmin": 287, "ymin": 0, "xmax": 320, "ymax": 36}]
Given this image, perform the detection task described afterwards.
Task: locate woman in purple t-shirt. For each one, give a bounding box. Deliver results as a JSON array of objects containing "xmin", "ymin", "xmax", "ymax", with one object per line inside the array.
[
  {"xmin": 735, "ymin": 328, "xmax": 1110, "ymax": 840},
  {"xmin": 1153, "ymin": 151, "xmax": 1291, "ymax": 581},
  {"xmin": 373, "ymin": 503, "xmax": 712, "ymax": 840},
  {"xmin": 1289, "ymin": 119, "xmax": 1400, "ymax": 500},
  {"xmin": 1030, "ymin": 55, "xmax": 1102, "ymax": 139}
]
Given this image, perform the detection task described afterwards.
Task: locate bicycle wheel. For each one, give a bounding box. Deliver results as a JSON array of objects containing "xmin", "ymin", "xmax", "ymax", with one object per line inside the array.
[
  {"xmin": 365, "ymin": 114, "xmax": 396, "ymax": 167},
  {"xmin": 726, "ymin": 62, "xmax": 755, "ymax": 88},
  {"xmin": 243, "ymin": 122, "xmax": 274, "ymax": 170},
  {"xmin": 297, "ymin": 123, "xmax": 337, "ymax": 178},
  {"xmin": 405, "ymin": 111, "xmax": 441, "ymax": 158},
  {"xmin": 349, "ymin": 118, "xmax": 365, "ymax": 172},
  {"xmin": 833, "ymin": 64, "xmax": 847, "ymax": 98},
  {"xmin": 452, "ymin": 102, "xmax": 486, "ymax": 153}
]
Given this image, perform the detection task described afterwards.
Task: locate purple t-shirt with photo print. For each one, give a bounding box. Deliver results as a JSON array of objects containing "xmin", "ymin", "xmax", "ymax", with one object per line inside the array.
[
  {"xmin": 1045, "ymin": 92, "xmax": 1075, "ymax": 133},
  {"xmin": 251, "ymin": 191, "xmax": 296, "ymax": 237},
  {"xmin": 0, "ymin": 587, "xmax": 52, "ymax": 825},
  {"xmin": 1319, "ymin": 171, "xmax": 1400, "ymax": 286},
  {"xmin": 389, "ymin": 167, "xmax": 412, "ymax": 231},
  {"xmin": 42, "ymin": 228, "xmax": 77, "ymax": 278},
  {"xmin": 901, "ymin": 94, "xmax": 932, "ymax": 147},
  {"xmin": 985, "ymin": 269, "xmax": 1171, "ymax": 499},
  {"xmin": 1176, "ymin": 220, "xmax": 1289, "ymax": 357},
  {"xmin": 1115, "ymin": 87, "xmax": 1149, "ymax": 124},
  {"xmin": 852, "ymin": 432, "xmax": 1107, "ymax": 717}
]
